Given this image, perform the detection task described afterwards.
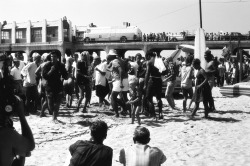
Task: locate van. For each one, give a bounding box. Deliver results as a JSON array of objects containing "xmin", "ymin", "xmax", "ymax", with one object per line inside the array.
[{"xmin": 84, "ymin": 26, "xmax": 142, "ymax": 42}]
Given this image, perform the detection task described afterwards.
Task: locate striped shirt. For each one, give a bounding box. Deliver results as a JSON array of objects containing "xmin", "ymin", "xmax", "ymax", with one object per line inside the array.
[{"xmin": 119, "ymin": 144, "xmax": 166, "ymax": 166}]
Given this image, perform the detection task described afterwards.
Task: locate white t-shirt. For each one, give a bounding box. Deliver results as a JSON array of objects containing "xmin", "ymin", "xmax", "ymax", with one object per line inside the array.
[
  {"xmin": 10, "ymin": 67, "xmax": 22, "ymax": 80},
  {"xmin": 95, "ymin": 62, "xmax": 107, "ymax": 86}
]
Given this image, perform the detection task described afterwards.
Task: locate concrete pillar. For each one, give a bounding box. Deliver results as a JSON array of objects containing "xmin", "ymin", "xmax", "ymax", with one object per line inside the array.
[
  {"xmin": 69, "ymin": 20, "xmax": 72, "ymax": 42},
  {"xmin": 0, "ymin": 22, "xmax": 2, "ymax": 44},
  {"xmin": 58, "ymin": 19, "xmax": 64, "ymax": 42},
  {"xmin": 96, "ymin": 50, "xmax": 101, "ymax": 57},
  {"xmin": 12, "ymin": 21, "xmax": 16, "ymax": 44},
  {"xmin": 42, "ymin": 19, "xmax": 47, "ymax": 43},
  {"xmin": 116, "ymin": 50, "xmax": 126, "ymax": 59},
  {"xmin": 26, "ymin": 20, "xmax": 31, "ymax": 43}
]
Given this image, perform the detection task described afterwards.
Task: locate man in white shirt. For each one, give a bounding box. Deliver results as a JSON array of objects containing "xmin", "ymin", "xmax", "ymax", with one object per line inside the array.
[
  {"xmin": 21, "ymin": 53, "xmax": 41, "ymax": 114},
  {"xmin": 119, "ymin": 126, "xmax": 166, "ymax": 166}
]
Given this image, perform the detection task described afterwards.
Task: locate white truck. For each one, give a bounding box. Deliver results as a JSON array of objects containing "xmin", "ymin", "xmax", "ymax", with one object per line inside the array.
[{"xmin": 83, "ymin": 26, "xmax": 142, "ymax": 42}]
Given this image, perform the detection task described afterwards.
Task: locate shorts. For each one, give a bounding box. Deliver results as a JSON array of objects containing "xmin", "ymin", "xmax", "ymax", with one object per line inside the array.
[
  {"xmin": 112, "ymin": 78, "xmax": 129, "ymax": 92},
  {"xmin": 181, "ymin": 86, "xmax": 193, "ymax": 99}
]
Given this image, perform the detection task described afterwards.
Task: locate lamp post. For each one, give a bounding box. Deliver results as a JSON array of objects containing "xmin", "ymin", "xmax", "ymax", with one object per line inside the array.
[{"xmin": 199, "ymin": 0, "xmax": 203, "ymax": 28}]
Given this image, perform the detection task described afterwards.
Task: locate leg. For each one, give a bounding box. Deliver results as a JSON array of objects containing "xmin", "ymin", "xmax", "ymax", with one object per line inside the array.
[
  {"xmin": 191, "ymin": 102, "xmax": 200, "ymax": 117},
  {"xmin": 76, "ymin": 85, "xmax": 84, "ymax": 112},
  {"xmin": 111, "ymin": 91, "xmax": 120, "ymax": 117},
  {"xmin": 83, "ymin": 84, "xmax": 92, "ymax": 112},
  {"xmin": 53, "ymin": 92, "xmax": 63, "ymax": 121},
  {"xmin": 131, "ymin": 104, "xmax": 135, "ymax": 124},
  {"xmin": 135, "ymin": 106, "xmax": 141, "ymax": 125},
  {"xmin": 203, "ymin": 100, "xmax": 209, "ymax": 118}
]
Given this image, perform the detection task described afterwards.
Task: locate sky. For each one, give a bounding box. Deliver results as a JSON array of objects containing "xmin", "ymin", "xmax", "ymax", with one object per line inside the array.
[{"xmin": 1, "ymin": 0, "xmax": 250, "ymax": 35}]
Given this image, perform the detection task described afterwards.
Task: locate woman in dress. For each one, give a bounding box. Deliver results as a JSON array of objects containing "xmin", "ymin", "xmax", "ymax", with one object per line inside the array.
[{"xmin": 191, "ymin": 59, "xmax": 212, "ymax": 118}]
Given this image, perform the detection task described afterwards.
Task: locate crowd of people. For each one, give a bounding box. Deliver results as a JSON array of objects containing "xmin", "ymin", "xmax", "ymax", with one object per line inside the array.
[
  {"xmin": 1, "ymin": 47, "xmax": 250, "ymax": 165},
  {"xmin": 142, "ymin": 31, "xmax": 250, "ymax": 42}
]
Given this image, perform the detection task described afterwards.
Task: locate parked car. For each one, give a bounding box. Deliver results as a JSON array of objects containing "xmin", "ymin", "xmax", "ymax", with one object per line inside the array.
[
  {"xmin": 169, "ymin": 31, "xmax": 195, "ymax": 42},
  {"xmin": 221, "ymin": 32, "xmax": 248, "ymax": 41},
  {"xmin": 161, "ymin": 75, "xmax": 182, "ymax": 95}
]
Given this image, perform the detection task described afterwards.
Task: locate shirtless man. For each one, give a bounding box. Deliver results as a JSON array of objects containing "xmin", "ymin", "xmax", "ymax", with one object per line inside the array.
[
  {"xmin": 204, "ymin": 50, "xmax": 216, "ymax": 111},
  {"xmin": 143, "ymin": 51, "xmax": 163, "ymax": 119},
  {"xmin": 0, "ymin": 54, "xmax": 35, "ymax": 166}
]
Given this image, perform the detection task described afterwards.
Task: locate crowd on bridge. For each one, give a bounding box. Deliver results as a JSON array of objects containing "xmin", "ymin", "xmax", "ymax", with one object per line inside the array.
[{"xmin": 142, "ymin": 31, "xmax": 250, "ymax": 42}]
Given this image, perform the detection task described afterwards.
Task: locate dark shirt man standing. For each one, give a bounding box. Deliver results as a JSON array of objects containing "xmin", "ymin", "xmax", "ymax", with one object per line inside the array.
[
  {"xmin": 42, "ymin": 51, "xmax": 68, "ymax": 122},
  {"xmin": 144, "ymin": 51, "xmax": 163, "ymax": 119}
]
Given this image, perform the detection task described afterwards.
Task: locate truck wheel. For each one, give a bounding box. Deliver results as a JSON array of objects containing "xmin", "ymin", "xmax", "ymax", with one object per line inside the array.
[
  {"xmin": 120, "ymin": 37, "xmax": 127, "ymax": 42},
  {"xmin": 172, "ymin": 38, "xmax": 177, "ymax": 42}
]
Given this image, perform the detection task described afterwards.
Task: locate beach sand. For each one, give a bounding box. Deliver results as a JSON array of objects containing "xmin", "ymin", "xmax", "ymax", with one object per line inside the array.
[{"xmin": 13, "ymin": 87, "xmax": 250, "ymax": 166}]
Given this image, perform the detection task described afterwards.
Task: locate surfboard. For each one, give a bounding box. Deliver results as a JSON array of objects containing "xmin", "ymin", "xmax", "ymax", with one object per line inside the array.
[
  {"xmin": 194, "ymin": 28, "xmax": 206, "ymax": 69},
  {"xmin": 219, "ymin": 82, "xmax": 250, "ymax": 97}
]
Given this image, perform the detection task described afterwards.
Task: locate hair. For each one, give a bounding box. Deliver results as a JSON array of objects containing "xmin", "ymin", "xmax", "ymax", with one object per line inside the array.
[
  {"xmin": 90, "ymin": 120, "xmax": 108, "ymax": 143},
  {"xmin": 135, "ymin": 53, "xmax": 142, "ymax": 60},
  {"xmin": 185, "ymin": 55, "xmax": 194, "ymax": 66},
  {"xmin": 192, "ymin": 58, "xmax": 201, "ymax": 66},
  {"xmin": 145, "ymin": 51, "xmax": 156, "ymax": 59},
  {"xmin": 133, "ymin": 126, "xmax": 150, "ymax": 144}
]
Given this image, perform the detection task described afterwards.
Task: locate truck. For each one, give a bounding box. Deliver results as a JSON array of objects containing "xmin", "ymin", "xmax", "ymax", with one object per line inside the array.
[
  {"xmin": 83, "ymin": 26, "xmax": 142, "ymax": 43},
  {"xmin": 169, "ymin": 31, "xmax": 195, "ymax": 42}
]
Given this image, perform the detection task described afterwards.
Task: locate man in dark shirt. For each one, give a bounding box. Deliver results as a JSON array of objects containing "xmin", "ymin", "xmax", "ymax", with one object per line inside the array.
[
  {"xmin": 144, "ymin": 51, "xmax": 163, "ymax": 119},
  {"xmin": 67, "ymin": 120, "xmax": 113, "ymax": 166},
  {"xmin": 42, "ymin": 51, "xmax": 68, "ymax": 122}
]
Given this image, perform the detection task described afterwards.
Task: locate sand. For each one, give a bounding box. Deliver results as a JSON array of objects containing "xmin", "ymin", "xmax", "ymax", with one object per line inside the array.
[{"xmin": 13, "ymin": 87, "xmax": 250, "ymax": 166}]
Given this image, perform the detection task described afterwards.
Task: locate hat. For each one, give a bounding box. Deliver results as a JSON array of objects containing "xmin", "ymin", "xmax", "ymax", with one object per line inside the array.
[
  {"xmin": 32, "ymin": 52, "xmax": 41, "ymax": 61},
  {"xmin": 108, "ymin": 49, "xmax": 117, "ymax": 56}
]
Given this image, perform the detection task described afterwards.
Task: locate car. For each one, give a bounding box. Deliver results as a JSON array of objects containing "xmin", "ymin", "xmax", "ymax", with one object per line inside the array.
[
  {"xmin": 221, "ymin": 32, "xmax": 248, "ymax": 41},
  {"xmin": 169, "ymin": 31, "xmax": 195, "ymax": 42}
]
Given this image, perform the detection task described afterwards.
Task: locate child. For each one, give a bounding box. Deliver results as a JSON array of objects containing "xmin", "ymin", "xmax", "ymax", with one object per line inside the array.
[{"xmin": 127, "ymin": 77, "xmax": 141, "ymax": 125}]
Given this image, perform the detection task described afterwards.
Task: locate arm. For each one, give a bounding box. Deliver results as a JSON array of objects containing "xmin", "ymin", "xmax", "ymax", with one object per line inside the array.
[
  {"xmin": 35, "ymin": 65, "xmax": 42, "ymax": 77},
  {"xmin": 95, "ymin": 67, "xmax": 106, "ymax": 76},
  {"xmin": 197, "ymin": 69, "xmax": 208, "ymax": 89},
  {"xmin": 12, "ymin": 96, "xmax": 35, "ymax": 156},
  {"xmin": 144, "ymin": 61, "xmax": 150, "ymax": 90}
]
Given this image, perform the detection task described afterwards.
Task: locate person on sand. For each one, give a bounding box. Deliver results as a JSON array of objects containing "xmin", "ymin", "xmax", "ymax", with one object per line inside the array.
[
  {"xmin": 107, "ymin": 49, "xmax": 129, "ymax": 118},
  {"xmin": 180, "ymin": 55, "xmax": 194, "ymax": 112},
  {"xmin": 204, "ymin": 50, "xmax": 216, "ymax": 111},
  {"xmin": 95, "ymin": 57, "xmax": 110, "ymax": 107},
  {"xmin": 144, "ymin": 51, "xmax": 163, "ymax": 119},
  {"xmin": 35, "ymin": 53, "xmax": 52, "ymax": 117},
  {"xmin": 119, "ymin": 126, "xmax": 166, "ymax": 166},
  {"xmin": 42, "ymin": 51, "xmax": 68, "ymax": 122},
  {"xmin": 127, "ymin": 76, "xmax": 141, "ymax": 125},
  {"xmin": 191, "ymin": 59, "xmax": 212, "ymax": 118},
  {"xmin": 66, "ymin": 120, "xmax": 113, "ymax": 166},
  {"xmin": 75, "ymin": 51, "xmax": 92, "ymax": 113},
  {"xmin": 0, "ymin": 53, "xmax": 35, "ymax": 166},
  {"xmin": 63, "ymin": 57, "xmax": 75, "ymax": 108}
]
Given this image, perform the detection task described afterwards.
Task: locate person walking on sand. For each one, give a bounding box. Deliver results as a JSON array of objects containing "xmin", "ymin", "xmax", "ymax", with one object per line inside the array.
[
  {"xmin": 42, "ymin": 51, "xmax": 68, "ymax": 122},
  {"xmin": 119, "ymin": 126, "xmax": 166, "ymax": 166},
  {"xmin": 65, "ymin": 120, "xmax": 113, "ymax": 166},
  {"xmin": 107, "ymin": 49, "xmax": 129, "ymax": 118},
  {"xmin": 191, "ymin": 59, "xmax": 211, "ymax": 118},
  {"xmin": 144, "ymin": 51, "xmax": 164, "ymax": 119},
  {"xmin": 127, "ymin": 74, "xmax": 141, "ymax": 125},
  {"xmin": 75, "ymin": 51, "xmax": 92, "ymax": 113},
  {"xmin": 163, "ymin": 56, "xmax": 177, "ymax": 111},
  {"xmin": 180, "ymin": 55, "xmax": 194, "ymax": 112}
]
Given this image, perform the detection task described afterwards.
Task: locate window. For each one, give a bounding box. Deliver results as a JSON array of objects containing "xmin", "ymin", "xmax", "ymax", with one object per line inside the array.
[
  {"xmin": 1, "ymin": 31, "xmax": 10, "ymax": 39},
  {"xmin": 47, "ymin": 27, "xmax": 58, "ymax": 37},
  {"xmin": 32, "ymin": 28, "xmax": 42, "ymax": 38},
  {"xmin": 16, "ymin": 30, "xmax": 26, "ymax": 39}
]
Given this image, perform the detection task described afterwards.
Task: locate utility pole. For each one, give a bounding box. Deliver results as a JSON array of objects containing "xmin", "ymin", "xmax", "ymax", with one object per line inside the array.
[{"xmin": 199, "ymin": 0, "xmax": 203, "ymax": 28}]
